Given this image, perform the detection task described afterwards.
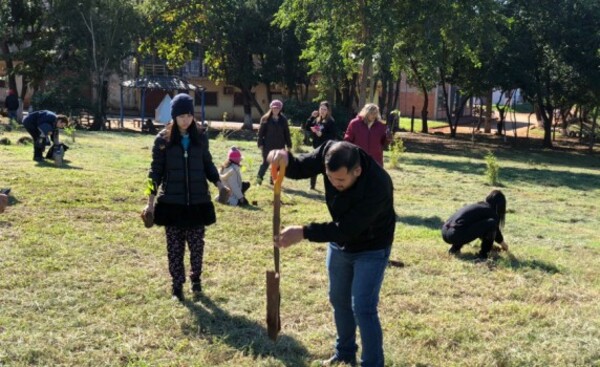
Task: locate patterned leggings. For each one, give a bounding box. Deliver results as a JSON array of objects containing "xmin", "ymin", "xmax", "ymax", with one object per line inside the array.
[{"xmin": 165, "ymin": 226, "xmax": 205, "ymax": 287}]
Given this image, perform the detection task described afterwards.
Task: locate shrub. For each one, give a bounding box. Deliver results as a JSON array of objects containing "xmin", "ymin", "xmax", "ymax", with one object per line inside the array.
[
  {"xmin": 387, "ymin": 137, "xmax": 406, "ymax": 169},
  {"xmin": 291, "ymin": 128, "xmax": 304, "ymax": 153},
  {"xmin": 215, "ymin": 129, "xmax": 234, "ymax": 143},
  {"xmin": 64, "ymin": 125, "xmax": 76, "ymax": 143},
  {"xmin": 485, "ymin": 151, "xmax": 500, "ymax": 185}
]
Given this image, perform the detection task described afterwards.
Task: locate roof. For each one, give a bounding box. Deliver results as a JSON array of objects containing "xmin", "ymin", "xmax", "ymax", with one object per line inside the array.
[{"xmin": 120, "ymin": 75, "xmax": 203, "ymax": 91}]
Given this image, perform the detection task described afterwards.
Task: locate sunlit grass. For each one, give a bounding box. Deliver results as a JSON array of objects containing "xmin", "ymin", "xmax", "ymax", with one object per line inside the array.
[{"xmin": 0, "ymin": 126, "xmax": 599, "ymax": 366}]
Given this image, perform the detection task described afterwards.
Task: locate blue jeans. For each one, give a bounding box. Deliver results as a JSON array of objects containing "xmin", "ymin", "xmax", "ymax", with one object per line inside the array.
[
  {"xmin": 8, "ymin": 110, "xmax": 18, "ymax": 124},
  {"xmin": 326, "ymin": 243, "xmax": 391, "ymax": 367}
]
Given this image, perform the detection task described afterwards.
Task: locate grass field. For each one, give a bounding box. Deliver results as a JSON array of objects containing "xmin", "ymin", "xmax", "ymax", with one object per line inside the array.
[{"xmin": 0, "ymin": 125, "xmax": 599, "ymax": 367}]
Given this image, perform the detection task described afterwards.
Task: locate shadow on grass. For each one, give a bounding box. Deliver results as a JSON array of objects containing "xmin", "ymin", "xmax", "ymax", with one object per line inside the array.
[
  {"xmin": 452, "ymin": 250, "xmax": 561, "ymax": 274},
  {"xmin": 402, "ymin": 132, "xmax": 599, "ymax": 170},
  {"xmin": 405, "ymin": 156, "xmax": 599, "ymax": 191},
  {"xmin": 34, "ymin": 159, "xmax": 83, "ymax": 170},
  {"xmin": 182, "ymin": 294, "xmax": 311, "ymax": 367},
  {"xmin": 282, "ymin": 187, "xmax": 325, "ymax": 201},
  {"xmin": 499, "ymin": 252, "xmax": 561, "ymax": 274},
  {"xmin": 396, "ymin": 215, "xmax": 444, "ymax": 230}
]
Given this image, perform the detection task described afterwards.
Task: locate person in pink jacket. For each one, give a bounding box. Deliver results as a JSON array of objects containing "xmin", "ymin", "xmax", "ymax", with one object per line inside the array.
[
  {"xmin": 216, "ymin": 147, "xmax": 250, "ymax": 206},
  {"xmin": 344, "ymin": 103, "xmax": 392, "ymax": 166}
]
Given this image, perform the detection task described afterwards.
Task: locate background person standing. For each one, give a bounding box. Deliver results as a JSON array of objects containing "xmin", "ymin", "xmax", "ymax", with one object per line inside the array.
[
  {"xmin": 304, "ymin": 101, "xmax": 337, "ymax": 189},
  {"xmin": 4, "ymin": 90, "xmax": 19, "ymax": 124},
  {"xmin": 344, "ymin": 103, "xmax": 392, "ymax": 167},
  {"xmin": 256, "ymin": 99, "xmax": 292, "ymax": 185}
]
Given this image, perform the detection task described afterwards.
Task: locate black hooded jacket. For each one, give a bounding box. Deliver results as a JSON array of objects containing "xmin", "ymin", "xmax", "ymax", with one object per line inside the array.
[{"xmin": 285, "ymin": 141, "xmax": 396, "ymax": 252}]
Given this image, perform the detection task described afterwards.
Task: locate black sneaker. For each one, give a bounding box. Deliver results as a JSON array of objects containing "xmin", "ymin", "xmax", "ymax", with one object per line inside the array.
[
  {"xmin": 172, "ymin": 285, "xmax": 184, "ymax": 301},
  {"xmin": 448, "ymin": 244, "xmax": 462, "ymax": 255},
  {"xmin": 191, "ymin": 281, "xmax": 202, "ymax": 294},
  {"xmin": 321, "ymin": 355, "xmax": 357, "ymax": 366},
  {"xmin": 477, "ymin": 250, "xmax": 489, "ymax": 260}
]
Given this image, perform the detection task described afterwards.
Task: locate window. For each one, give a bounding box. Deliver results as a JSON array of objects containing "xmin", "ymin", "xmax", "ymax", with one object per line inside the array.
[
  {"xmin": 204, "ymin": 92, "xmax": 218, "ymax": 106},
  {"xmin": 234, "ymin": 92, "xmax": 255, "ymax": 106}
]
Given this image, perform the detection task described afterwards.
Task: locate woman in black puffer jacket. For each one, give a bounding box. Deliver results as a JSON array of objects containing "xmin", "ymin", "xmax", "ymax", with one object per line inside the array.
[{"xmin": 142, "ymin": 93, "xmax": 227, "ymax": 300}]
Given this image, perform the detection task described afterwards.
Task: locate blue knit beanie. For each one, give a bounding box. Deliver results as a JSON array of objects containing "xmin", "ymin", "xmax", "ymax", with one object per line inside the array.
[{"xmin": 171, "ymin": 93, "xmax": 194, "ymax": 120}]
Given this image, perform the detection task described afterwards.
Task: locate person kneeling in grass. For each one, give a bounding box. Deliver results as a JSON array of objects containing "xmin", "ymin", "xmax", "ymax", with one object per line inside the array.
[{"xmin": 441, "ymin": 189, "xmax": 509, "ymax": 259}]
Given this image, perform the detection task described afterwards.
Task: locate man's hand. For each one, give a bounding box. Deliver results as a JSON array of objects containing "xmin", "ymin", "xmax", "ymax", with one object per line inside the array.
[
  {"xmin": 276, "ymin": 226, "xmax": 304, "ymax": 248},
  {"xmin": 500, "ymin": 241, "xmax": 509, "ymax": 251},
  {"xmin": 267, "ymin": 149, "xmax": 289, "ymax": 169}
]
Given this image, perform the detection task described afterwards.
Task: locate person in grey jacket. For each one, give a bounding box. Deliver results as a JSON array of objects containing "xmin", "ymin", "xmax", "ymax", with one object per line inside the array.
[
  {"xmin": 268, "ymin": 141, "xmax": 395, "ymax": 367},
  {"xmin": 256, "ymin": 99, "xmax": 292, "ymax": 185},
  {"xmin": 142, "ymin": 93, "xmax": 227, "ymax": 300}
]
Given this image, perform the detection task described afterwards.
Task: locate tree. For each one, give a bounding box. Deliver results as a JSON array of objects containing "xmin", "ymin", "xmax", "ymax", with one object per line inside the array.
[
  {"xmin": 141, "ymin": 0, "xmax": 306, "ymax": 129},
  {"xmin": 53, "ymin": 0, "xmax": 143, "ymax": 130},
  {"xmin": 434, "ymin": 0, "xmax": 504, "ymax": 138},
  {"xmin": 276, "ymin": 0, "xmax": 402, "ymax": 112},
  {"xmin": 394, "ymin": 0, "xmax": 446, "ymax": 133},
  {"xmin": 0, "ymin": 0, "xmax": 51, "ymax": 101},
  {"xmin": 505, "ymin": 0, "xmax": 600, "ymax": 148}
]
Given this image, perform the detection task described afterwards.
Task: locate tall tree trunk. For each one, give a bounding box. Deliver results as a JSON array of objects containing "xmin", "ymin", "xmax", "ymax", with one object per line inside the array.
[
  {"xmin": 421, "ymin": 86, "xmax": 429, "ymax": 133},
  {"xmin": 409, "ymin": 59, "xmax": 430, "ymax": 133},
  {"xmin": 440, "ymin": 71, "xmax": 455, "ymax": 137},
  {"xmin": 358, "ymin": 57, "xmax": 372, "ymax": 109},
  {"xmin": 241, "ymin": 87, "xmax": 254, "ymax": 130},
  {"xmin": 495, "ymin": 90, "xmax": 514, "ymax": 136},
  {"xmin": 391, "ymin": 78, "xmax": 400, "ymax": 112},
  {"xmin": 484, "ymin": 89, "xmax": 493, "ymax": 133},
  {"xmin": 384, "ymin": 78, "xmax": 394, "ymax": 116},
  {"xmin": 589, "ymin": 108, "xmax": 597, "ymax": 151},
  {"xmin": 2, "ymin": 39, "xmax": 18, "ymax": 92},
  {"xmin": 537, "ymin": 99, "xmax": 554, "ymax": 148}
]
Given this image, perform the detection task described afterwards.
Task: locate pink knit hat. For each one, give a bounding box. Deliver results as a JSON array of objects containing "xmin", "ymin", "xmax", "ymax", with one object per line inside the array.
[
  {"xmin": 228, "ymin": 147, "xmax": 242, "ymax": 164},
  {"xmin": 269, "ymin": 99, "xmax": 283, "ymax": 109}
]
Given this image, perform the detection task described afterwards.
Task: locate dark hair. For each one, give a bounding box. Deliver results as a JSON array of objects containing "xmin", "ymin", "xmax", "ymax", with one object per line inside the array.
[
  {"xmin": 317, "ymin": 100, "xmax": 333, "ymax": 123},
  {"xmin": 56, "ymin": 115, "xmax": 68, "ymax": 124},
  {"xmin": 164, "ymin": 120, "xmax": 202, "ymax": 147},
  {"xmin": 325, "ymin": 141, "xmax": 360, "ymax": 172},
  {"xmin": 485, "ymin": 190, "xmax": 506, "ymax": 227}
]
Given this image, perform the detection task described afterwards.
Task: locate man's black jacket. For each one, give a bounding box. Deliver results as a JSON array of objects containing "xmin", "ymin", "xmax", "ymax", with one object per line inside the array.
[{"xmin": 285, "ymin": 141, "xmax": 396, "ymax": 252}]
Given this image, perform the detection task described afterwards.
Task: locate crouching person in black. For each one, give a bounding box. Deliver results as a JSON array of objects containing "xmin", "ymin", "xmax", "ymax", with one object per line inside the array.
[
  {"xmin": 441, "ymin": 190, "xmax": 508, "ymax": 259},
  {"xmin": 22, "ymin": 110, "xmax": 68, "ymax": 161}
]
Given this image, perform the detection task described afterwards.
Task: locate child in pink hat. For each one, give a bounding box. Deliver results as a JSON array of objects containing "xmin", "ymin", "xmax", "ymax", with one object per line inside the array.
[{"xmin": 216, "ymin": 147, "xmax": 250, "ymax": 206}]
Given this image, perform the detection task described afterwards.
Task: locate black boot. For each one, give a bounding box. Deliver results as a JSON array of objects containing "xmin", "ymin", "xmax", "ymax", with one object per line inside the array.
[
  {"xmin": 448, "ymin": 244, "xmax": 462, "ymax": 255},
  {"xmin": 191, "ymin": 281, "xmax": 202, "ymax": 294},
  {"xmin": 172, "ymin": 284, "xmax": 184, "ymax": 301}
]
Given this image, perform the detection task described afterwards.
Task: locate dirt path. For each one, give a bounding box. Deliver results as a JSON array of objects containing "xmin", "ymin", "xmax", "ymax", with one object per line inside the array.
[{"xmin": 430, "ymin": 112, "xmax": 538, "ymax": 136}]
